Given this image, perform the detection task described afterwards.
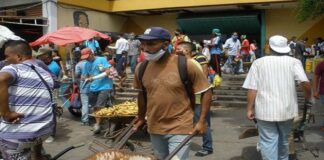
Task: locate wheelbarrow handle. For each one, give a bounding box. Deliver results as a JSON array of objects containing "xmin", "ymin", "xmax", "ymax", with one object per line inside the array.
[
  {"xmin": 50, "ymin": 143, "xmax": 85, "ymax": 160},
  {"xmin": 164, "ymin": 132, "xmax": 198, "ymax": 160},
  {"xmin": 113, "ymin": 119, "xmax": 136, "ymax": 144},
  {"xmin": 114, "ymin": 119, "xmax": 137, "ymax": 150}
]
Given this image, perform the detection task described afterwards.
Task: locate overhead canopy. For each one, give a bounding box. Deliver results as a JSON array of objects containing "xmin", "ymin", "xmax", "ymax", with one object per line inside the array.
[
  {"xmin": 177, "ymin": 13, "xmax": 261, "ymax": 35},
  {"xmin": 30, "ymin": 26, "xmax": 111, "ymax": 46}
]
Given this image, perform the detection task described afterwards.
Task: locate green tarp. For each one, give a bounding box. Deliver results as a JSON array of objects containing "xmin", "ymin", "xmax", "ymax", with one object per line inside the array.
[{"xmin": 177, "ymin": 13, "xmax": 260, "ymax": 35}]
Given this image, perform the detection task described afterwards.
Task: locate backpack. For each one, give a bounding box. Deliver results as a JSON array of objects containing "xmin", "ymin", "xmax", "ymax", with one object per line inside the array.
[{"xmin": 138, "ymin": 55, "xmax": 195, "ymax": 109}]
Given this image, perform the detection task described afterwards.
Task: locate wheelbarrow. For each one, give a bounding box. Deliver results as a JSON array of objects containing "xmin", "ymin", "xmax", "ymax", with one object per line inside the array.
[{"xmin": 87, "ymin": 118, "xmax": 197, "ymax": 160}]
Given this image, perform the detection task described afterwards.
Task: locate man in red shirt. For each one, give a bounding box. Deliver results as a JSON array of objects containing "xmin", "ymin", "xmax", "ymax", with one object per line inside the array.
[
  {"xmin": 240, "ymin": 35, "xmax": 250, "ymax": 62},
  {"xmin": 313, "ymin": 61, "xmax": 324, "ymax": 130}
]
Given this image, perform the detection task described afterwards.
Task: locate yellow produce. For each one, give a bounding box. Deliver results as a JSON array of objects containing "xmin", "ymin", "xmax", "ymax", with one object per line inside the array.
[
  {"xmin": 87, "ymin": 150, "xmax": 153, "ymax": 160},
  {"xmin": 95, "ymin": 101, "xmax": 138, "ymax": 117}
]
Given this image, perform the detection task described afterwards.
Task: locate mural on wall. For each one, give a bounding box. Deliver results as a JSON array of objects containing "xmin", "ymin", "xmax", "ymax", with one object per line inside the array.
[{"xmin": 73, "ymin": 11, "xmax": 89, "ymax": 28}]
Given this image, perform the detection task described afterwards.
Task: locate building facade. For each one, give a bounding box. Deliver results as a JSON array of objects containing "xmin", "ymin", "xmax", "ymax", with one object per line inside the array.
[{"xmin": 57, "ymin": 0, "xmax": 323, "ymax": 55}]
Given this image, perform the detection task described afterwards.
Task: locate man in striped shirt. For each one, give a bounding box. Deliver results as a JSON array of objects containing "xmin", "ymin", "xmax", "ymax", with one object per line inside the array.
[
  {"xmin": 0, "ymin": 40, "xmax": 54, "ymax": 160},
  {"xmin": 243, "ymin": 35, "xmax": 311, "ymax": 160}
]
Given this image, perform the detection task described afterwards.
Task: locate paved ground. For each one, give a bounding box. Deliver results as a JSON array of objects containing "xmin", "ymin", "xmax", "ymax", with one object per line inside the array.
[{"xmin": 45, "ymin": 99, "xmax": 324, "ymax": 160}]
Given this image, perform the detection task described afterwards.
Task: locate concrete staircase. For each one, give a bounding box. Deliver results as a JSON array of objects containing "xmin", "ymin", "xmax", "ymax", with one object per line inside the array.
[{"xmin": 113, "ymin": 74, "xmax": 305, "ymax": 107}]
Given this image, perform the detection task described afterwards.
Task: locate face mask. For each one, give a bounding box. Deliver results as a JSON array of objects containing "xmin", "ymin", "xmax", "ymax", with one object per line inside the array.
[
  {"xmin": 232, "ymin": 35, "xmax": 238, "ymax": 41},
  {"xmin": 144, "ymin": 49, "xmax": 165, "ymax": 61},
  {"xmin": 129, "ymin": 36, "xmax": 135, "ymax": 40}
]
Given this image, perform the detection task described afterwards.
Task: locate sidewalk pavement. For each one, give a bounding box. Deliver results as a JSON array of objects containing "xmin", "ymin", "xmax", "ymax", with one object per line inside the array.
[{"xmin": 45, "ymin": 100, "xmax": 324, "ymax": 160}]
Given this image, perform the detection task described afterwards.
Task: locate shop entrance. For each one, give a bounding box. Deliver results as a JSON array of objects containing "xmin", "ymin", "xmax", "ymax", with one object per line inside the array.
[{"xmin": 177, "ymin": 11, "xmax": 265, "ymax": 56}]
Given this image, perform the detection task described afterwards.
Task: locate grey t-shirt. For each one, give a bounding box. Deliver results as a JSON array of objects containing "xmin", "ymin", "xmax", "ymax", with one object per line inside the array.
[{"xmin": 128, "ymin": 39, "xmax": 141, "ymax": 56}]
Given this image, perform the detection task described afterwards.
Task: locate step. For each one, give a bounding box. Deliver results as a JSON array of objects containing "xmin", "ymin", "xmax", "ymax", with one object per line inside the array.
[
  {"xmin": 114, "ymin": 88, "xmax": 304, "ymax": 97},
  {"xmin": 114, "ymin": 91, "xmax": 253, "ymax": 97},
  {"xmin": 114, "ymin": 91, "xmax": 254, "ymax": 97},
  {"xmin": 115, "ymin": 83, "xmax": 247, "ymax": 89},
  {"xmin": 116, "ymin": 75, "xmax": 247, "ymax": 81},
  {"xmin": 114, "ymin": 79, "xmax": 247, "ymax": 85},
  {"xmin": 115, "ymin": 92, "xmax": 137, "ymax": 97},
  {"xmin": 213, "ymin": 90, "xmax": 304, "ymax": 96},
  {"xmin": 113, "ymin": 97, "xmax": 247, "ymax": 107},
  {"xmin": 211, "ymin": 100, "xmax": 247, "ymax": 107},
  {"xmin": 113, "ymin": 79, "xmax": 135, "ymax": 83},
  {"xmin": 114, "ymin": 92, "xmax": 305, "ymax": 102},
  {"xmin": 213, "ymin": 95, "xmax": 305, "ymax": 102},
  {"xmin": 118, "ymin": 76, "xmax": 247, "ymax": 82},
  {"xmin": 115, "ymin": 82, "xmax": 306, "ymax": 93},
  {"xmin": 114, "ymin": 97, "xmax": 305, "ymax": 108},
  {"xmin": 115, "ymin": 83, "xmax": 249, "ymax": 90},
  {"xmin": 113, "ymin": 87, "xmax": 304, "ymax": 98}
]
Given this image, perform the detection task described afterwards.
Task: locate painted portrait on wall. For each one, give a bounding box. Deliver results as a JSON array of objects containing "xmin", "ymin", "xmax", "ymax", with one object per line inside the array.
[{"xmin": 73, "ymin": 11, "xmax": 89, "ymax": 28}]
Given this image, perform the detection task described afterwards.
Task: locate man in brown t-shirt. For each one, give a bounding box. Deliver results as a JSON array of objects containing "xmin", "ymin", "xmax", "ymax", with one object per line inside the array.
[{"xmin": 133, "ymin": 27, "xmax": 212, "ymax": 160}]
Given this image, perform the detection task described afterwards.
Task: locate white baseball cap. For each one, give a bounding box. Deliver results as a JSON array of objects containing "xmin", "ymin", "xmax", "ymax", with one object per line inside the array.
[{"xmin": 269, "ymin": 35, "xmax": 291, "ymax": 54}]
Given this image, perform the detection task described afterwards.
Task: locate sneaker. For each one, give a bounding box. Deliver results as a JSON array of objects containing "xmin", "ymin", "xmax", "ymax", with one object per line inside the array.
[
  {"xmin": 194, "ymin": 150, "xmax": 213, "ymax": 157},
  {"xmin": 81, "ymin": 122, "xmax": 90, "ymax": 126},
  {"xmin": 93, "ymin": 124, "xmax": 101, "ymax": 134},
  {"xmin": 45, "ymin": 136, "xmax": 54, "ymax": 143}
]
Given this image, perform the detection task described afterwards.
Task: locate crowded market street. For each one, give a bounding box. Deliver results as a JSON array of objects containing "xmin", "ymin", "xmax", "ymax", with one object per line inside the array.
[{"xmin": 1, "ymin": 1, "xmax": 324, "ymax": 160}]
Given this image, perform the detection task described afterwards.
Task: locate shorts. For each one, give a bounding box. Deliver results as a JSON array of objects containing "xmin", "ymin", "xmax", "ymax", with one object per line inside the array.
[
  {"xmin": 88, "ymin": 90, "xmax": 111, "ymax": 108},
  {"xmin": 0, "ymin": 135, "xmax": 49, "ymax": 160}
]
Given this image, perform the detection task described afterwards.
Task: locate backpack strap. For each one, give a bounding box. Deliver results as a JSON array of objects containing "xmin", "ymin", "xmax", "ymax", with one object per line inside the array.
[
  {"xmin": 178, "ymin": 55, "xmax": 188, "ymax": 87},
  {"xmin": 178, "ymin": 55, "xmax": 195, "ymax": 108},
  {"xmin": 138, "ymin": 60, "xmax": 149, "ymax": 107},
  {"xmin": 23, "ymin": 64, "xmax": 53, "ymax": 102}
]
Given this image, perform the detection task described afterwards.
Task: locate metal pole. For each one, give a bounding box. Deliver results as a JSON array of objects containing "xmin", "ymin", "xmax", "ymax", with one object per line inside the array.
[{"xmin": 68, "ymin": 46, "xmax": 75, "ymax": 83}]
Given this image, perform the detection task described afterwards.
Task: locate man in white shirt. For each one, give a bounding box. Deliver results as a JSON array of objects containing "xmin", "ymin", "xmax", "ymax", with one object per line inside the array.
[
  {"xmin": 223, "ymin": 32, "xmax": 241, "ymax": 74},
  {"xmin": 115, "ymin": 34, "xmax": 129, "ymax": 63},
  {"xmin": 242, "ymin": 35, "xmax": 311, "ymax": 160}
]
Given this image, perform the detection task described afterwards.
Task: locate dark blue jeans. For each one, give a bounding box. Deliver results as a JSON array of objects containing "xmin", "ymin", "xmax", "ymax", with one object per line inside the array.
[
  {"xmin": 116, "ymin": 54, "xmax": 122, "ymax": 63},
  {"xmin": 194, "ymin": 104, "xmax": 213, "ymax": 152}
]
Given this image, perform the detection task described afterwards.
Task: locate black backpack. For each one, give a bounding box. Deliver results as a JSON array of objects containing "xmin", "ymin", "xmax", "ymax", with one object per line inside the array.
[{"xmin": 138, "ymin": 55, "xmax": 194, "ymax": 108}]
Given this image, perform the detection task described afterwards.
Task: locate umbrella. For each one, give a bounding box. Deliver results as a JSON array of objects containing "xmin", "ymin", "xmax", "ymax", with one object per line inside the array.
[
  {"xmin": 29, "ymin": 27, "xmax": 112, "ymax": 83},
  {"xmin": 30, "ymin": 26, "xmax": 111, "ymax": 46},
  {"xmin": 0, "ymin": 25, "xmax": 23, "ymax": 48}
]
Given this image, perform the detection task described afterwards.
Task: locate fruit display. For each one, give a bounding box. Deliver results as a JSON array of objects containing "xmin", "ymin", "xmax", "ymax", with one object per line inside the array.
[
  {"xmin": 94, "ymin": 101, "xmax": 138, "ymax": 117},
  {"xmin": 88, "ymin": 151, "xmax": 154, "ymax": 160}
]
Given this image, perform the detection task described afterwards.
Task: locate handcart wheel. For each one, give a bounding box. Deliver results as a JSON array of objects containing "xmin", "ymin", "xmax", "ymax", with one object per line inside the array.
[
  {"xmin": 123, "ymin": 141, "xmax": 135, "ymax": 151},
  {"xmin": 68, "ymin": 107, "xmax": 82, "ymax": 117}
]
